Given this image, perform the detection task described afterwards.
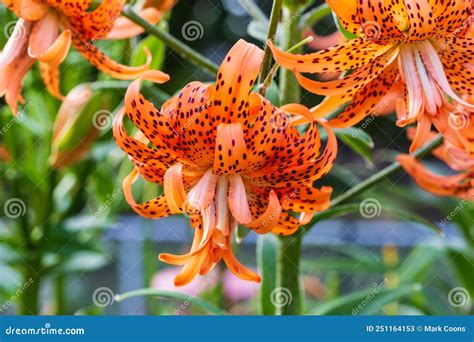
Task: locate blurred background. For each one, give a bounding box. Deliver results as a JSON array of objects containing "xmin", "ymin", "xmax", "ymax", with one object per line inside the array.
[{"xmin": 0, "ymin": 0, "xmax": 472, "ymax": 316}]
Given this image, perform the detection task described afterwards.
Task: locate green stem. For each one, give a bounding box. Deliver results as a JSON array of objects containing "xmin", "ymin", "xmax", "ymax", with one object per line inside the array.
[
  {"xmin": 91, "ymin": 80, "xmax": 130, "ymax": 91},
  {"xmin": 19, "ymin": 260, "xmax": 41, "ymax": 315},
  {"xmin": 121, "ymin": 6, "xmax": 218, "ymax": 76},
  {"xmin": 258, "ymin": 0, "xmax": 282, "ymax": 95},
  {"xmin": 55, "ymin": 275, "xmax": 66, "ymax": 314},
  {"xmin": 13, "ymin": 169, "xmax": 41, "ymax": 315},
  {"xmin": 262, "ymin": 36, "xmax": 313, "ymax": 91},
  {"xmin": 275, "ymin": 3, "xmax": 303, "ymax": 316},
  {"xmin": 305, "ymin": 135, "xmax": 444, "ymax": 232},
  {"xmin": 278, "ymin": 6, "xmax": 302, "ymax": 104},
  {"xmin": 276, "ymin": 231, "xmax": 303, "ymax": 315},
  {"xmin": 331, "ymin": 135, "xmax": 444, "ymax": 207}
]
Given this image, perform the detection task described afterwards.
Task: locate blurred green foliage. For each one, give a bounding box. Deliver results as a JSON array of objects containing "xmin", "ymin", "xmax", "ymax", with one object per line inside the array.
[{"xmin": 0, "ymin": 0, "xmax": 472, "ymax": 316}]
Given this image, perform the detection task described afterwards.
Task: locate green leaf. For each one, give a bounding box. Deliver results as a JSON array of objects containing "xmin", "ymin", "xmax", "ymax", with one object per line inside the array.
[
  {"xmin": 235, "ymin": 225, "xmax": 249, "ymax": 243},
  {"xmin": 310, "ymin": 203, "xmax": 442, "ymax": 235},
  {"xmin": 397, "ymin": 245, "xmax": 443, "ymax": 283},
  {"xmin": 257, "ymin": 234, "xmax": 278, "ymax": 315},
  {"xmin": 265, "ymin": 81, "xmax": 281, "ymax": 107},
  {"xmin": 302, "ymin": 257, "xmax": 385, "ymax": 274},
  {"xmin": 361, "ymin": 284, "xmax": 423, "ymax": 315},
  {"xmin": 446, "ymin": 249, "xmax": 474, "ymax": 297},
  {"xmin": 114, "ymin": 289, "xmax": 225, "ymax": 315},
  {"xmin": 414, "ymin": 287, "xmax": 453, "ymax": 315},
  {"xmin": 310, "ymin": 283, "xmax": 422, "ymax": 315},
  {"xmin": 131, "ymin": 31, "xmax": 166, "ymax": 70},
  {"xmin": 451, "ymin": 203, "xmax": 474, "ymax": 244},
  {"xmin": 334, "ymin": 128, "xmax": 374, "ymax": 165},
  {"xmin": 303, "ymin": 245, "xmax": 385, "ymax": 274},
  {"xmin": 381, "ymin": 206, "xmax": 443, "ymax": 235},
  {"xmin": 310, "ymin": 203, "xmax": 361, "ymax": 223}
]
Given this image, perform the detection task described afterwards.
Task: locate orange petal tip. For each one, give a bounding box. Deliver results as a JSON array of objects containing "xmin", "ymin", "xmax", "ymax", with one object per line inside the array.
[{"xmin": 140, "ymin": 70, "xmax": 170, "ymax": 83}]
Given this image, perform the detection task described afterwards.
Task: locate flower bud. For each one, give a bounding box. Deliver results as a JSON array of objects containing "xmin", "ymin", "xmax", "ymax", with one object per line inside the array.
[{"xmin": 50, "ymin": 83, "xmax": 114, "ymax": 168}]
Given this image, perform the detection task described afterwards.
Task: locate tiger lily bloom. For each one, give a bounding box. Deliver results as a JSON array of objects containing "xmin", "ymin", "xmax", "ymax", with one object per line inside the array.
[
  {"xmin": 113, "ymin": 40, "xmax": 337, "ymax": 286},
  {"xmin": 269, "ymin": 0, "xmax": 474, "ymax": 152},
  {"xmin": 0, "ymin": 0, "xmax": 163, "ymax": 114},
  {"xmin": 398, "ymin": 130, "xmax": 473, "ymax": 200}
]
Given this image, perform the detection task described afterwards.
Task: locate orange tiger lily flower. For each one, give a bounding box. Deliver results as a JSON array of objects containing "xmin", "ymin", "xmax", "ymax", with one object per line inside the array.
[
  {"xmin": 113, "ymin": 40, "xmax": 338, "ymax": 286},
  {"xmin": 0, "ymin": 0, "xmax": 164, "ymax": 114},
  {"xmin": 398, "ymin": 129, "xmax": 473, "ymax": 200},
  {"xmin": 269, "ymin": 0, "xmax": 474, "ymax": 153}
]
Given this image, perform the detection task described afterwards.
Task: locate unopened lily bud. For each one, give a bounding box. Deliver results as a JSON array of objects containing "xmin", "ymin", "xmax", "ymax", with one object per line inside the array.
[{"xmin": 50, "ymin": 83, "xmax": 114, "ymax": 168}]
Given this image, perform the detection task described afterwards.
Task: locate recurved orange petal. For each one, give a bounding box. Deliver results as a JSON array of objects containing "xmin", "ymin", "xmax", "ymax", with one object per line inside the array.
[
  {"xmin": 398, "ymin": 154, "xmax": 472, "ymax": 199},
  {"xmin": 122, "ymin": 168, "xmax": 172, "ymax": 218},
  {"xmin": 209, "ymin": 39, "xmax": 264, "ymax": 123},
  {"xmin": 326, "ymin": 0, "xmax": 359, "ymax": 35},
  {"xmin": 268, "ymin": 38, "xmax": 392, "ymax": 74},
  {"xmin": 71, "ymin": 35, "xmax": 155, "ymax": 80},
  {"xmin": 39, "ymin": 62, "xmax": 63, "ymax": 99},
  {"xmin": 328, "ymin": 62, "xmax": 399, "ymax": 128}
]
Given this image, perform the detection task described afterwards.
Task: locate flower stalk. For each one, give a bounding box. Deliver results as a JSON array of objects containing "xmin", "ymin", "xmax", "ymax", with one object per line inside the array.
[
  {"xmin": 258, "ymin": 0, "xmax": 282, "ymax": 95},
  {"xmin": 278, "ymin": 5, "xmax": 302, "ymax": 104},
  {"xmin": 330, "ymin": 135, "xmax": 444, "ymax": 207},
  {"xmin": 275, "ymin": 3, "xmax": 304, "ymax": 316},
  {"xmin": 276, "ymin": 230, "xmax": 303, "ymax": 315},
  {"xmin": 121, "ymin": 6, "xmax": 219, "ymax": 76},
  {"xmin": 305, "ymin": 135, "xmax": 445, "ymax": 232}
]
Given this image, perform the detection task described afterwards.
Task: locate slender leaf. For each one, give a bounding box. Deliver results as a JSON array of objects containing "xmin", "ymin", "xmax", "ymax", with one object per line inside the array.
[
  {"xmin": 114, "ymin": 289, "xmax": 225, "ymax": 315},
  {"xmin": 310, "ymin": 203, "xmax": 442, "ymax": 235},
  {"xmin": 257, "ymin": 234, "xmax": 278, "ymax": 315},
  {"xmin": 310, "ymin": 283, "xmax": 421, "ymax": 315},
  {"xmin": 397, "ymin": 245, "xmax": 443, "ymax": 283},
  {"xmin": 334, "ymin": 128, "xmax": 374, "ymax": 165},
  {"xmin": 131, "ymin": 33, "xmax": 166, "ymax": 70}
]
